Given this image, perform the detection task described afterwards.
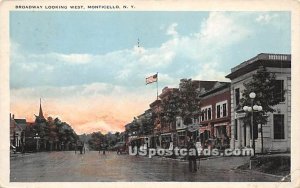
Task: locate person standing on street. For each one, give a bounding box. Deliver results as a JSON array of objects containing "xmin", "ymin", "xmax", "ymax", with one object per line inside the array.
[
  {"xmin": 187, "ymin": 138, "xmax": 198, "ymax": 172},
  {"xmin": 102, "ymin": 144, "xmax": 106, "ymax": 155}
]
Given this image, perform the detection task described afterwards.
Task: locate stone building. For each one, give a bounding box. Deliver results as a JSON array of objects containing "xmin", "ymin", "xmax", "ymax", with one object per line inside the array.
[{"xmin": 226, "ymin": 53, "xmax": 291, "ymax": 153}]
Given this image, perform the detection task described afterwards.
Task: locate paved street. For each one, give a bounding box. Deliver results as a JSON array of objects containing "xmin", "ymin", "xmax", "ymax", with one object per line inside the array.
[{"xmin": 10, "ymin": 151, "xmax": 282, "ymax": 182}]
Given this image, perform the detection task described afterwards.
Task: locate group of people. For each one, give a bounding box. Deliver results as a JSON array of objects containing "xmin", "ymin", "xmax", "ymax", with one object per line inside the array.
[
  {"xmin": 99, "ymin": 144, "xmax": 108, "ymax": 155},
  {"xmin": 75, "ymin": 141, "xmax": 85, "ymax": 154}
]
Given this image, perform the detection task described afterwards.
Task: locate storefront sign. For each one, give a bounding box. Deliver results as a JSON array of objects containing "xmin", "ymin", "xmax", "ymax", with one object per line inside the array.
[{"xmin": 235, "ymin": 112, "xmax": 246, "ymax": 119}]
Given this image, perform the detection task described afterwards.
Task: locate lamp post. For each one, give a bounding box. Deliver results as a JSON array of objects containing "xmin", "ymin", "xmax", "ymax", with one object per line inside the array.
[
  {"xmin": 243, "ymin": 92, "xmax": 263, "ymax": 156},
  {"xmin": 34, "ymin": 133, "xmax": 40, "ymax": 152}
]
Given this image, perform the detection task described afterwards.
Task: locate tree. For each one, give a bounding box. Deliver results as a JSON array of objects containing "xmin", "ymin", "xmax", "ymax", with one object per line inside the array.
[
  {"xmin": 161, "ymin": 90, "xmax": 181, "ymax": 125},
  {"xmin": 160, "ymin": 79, "xmax": 201, "ymax": 126},
  {"xmin": 88, "ymin": 131, "xmax": 105, "ymax": 150},
  {"xmin": 178, "ymin": 79, "xmax": 201, "ymax": 125},
  {"xmin": 32, "ymin": 116, "xmax": 78, "ymax": 151},
  {"xmin": 240, "ymin": 66, "xmax": 285, "ymax": 129}
]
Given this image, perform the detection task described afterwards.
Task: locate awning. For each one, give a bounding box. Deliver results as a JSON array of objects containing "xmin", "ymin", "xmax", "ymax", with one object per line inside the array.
[
  {"xmin": 128, "ymin": 136, "xmax": 138, "ymax": 142},
  {"xmin": 199, "ymin": 126, "xmax": 210, "ymax": 133},
  {"xmin": 214, "ymin": 123, "xmax": 228, "ymax": 127},
  {"xmin": 178, "ymin": 130, "xmax": 186, "ymax": 136},
  {"xmin": 187, "ymin": 124, "xmax": 200, "ymax": 132}
]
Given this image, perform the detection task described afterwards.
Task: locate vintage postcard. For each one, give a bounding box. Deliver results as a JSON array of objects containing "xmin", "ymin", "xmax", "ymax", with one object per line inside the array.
[{"xmin": 0, "ymin": 0, "xmax": 300, "ymax": 187}]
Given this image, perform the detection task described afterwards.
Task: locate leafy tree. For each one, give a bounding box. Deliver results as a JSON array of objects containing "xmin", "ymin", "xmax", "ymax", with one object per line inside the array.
[
  {"xmin": 161, "ymin": 90, "xmax": 181, "ymax": 125},
  {"xmin": 140, "ymin": 113, "xmax": 155, "ymax": 135},
  {"xmin": 88, "ymin": 131, "xmax": 105, "ymax": 150},
  {"xmin": 32, "ymin": 116, "xmax": 78, "ymax": 151},
  {"xmin": 159, "ymin": 79, "xmax": 201, "ymax": 126},
  {"xmin": 240, "ymin": 66, "xmax": 285, "ymax": 133},
  {"xmin": 178, "ymin": 79, "xmax": 201, "ymax": 125}
]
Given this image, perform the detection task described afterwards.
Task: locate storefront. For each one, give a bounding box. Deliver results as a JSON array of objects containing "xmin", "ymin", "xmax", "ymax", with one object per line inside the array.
[
  {"xmin": 214, "ymin": 123, "xmax": 230, "ymax": 149},
  {"xmin": 199, "ymin": 125, "xmax": 211, "ymax": 147},
  {"xmin": 160, "ymin": 133, "xmax": 172, "ymax": 149},
  {"xmin": 177, "ymin": 130, "xmax": 186, "ymax": 147}
]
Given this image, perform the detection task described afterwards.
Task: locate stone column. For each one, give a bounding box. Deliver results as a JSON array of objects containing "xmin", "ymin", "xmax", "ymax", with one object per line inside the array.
[
  {"xmin": 241, "ymin": 123, "xmax": 245, "ymax": 147},
  {"xmin": 237, "ymin": 120, "xmax": 241, "ymax": 148},
  {"xmin": 230, "ymin": 123, "xmax": 235, "ymax": 149},
  {"xmin": 246, "ymin": 124, "xmax": 250, "ymax": 147}
]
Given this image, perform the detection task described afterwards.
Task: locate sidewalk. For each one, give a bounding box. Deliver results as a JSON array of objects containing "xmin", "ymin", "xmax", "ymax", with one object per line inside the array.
[
  {"xmin": 157, "ymin": 154, "xmax": 250, "ymax": 170},
  {"xmin": 10, "ymin": 152, "xmax": 35, "ymax": 158},
  {"xmin": 159, "ymin": 152, "xmax": 290, "ymax": 180},
  {"xmin": 237, "ymin": 153, "xmax": 290, "ymax": 177}
]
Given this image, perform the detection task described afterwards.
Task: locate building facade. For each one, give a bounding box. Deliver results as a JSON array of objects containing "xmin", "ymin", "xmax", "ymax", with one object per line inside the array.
[
  {"xmin": 10, "ymin": 114, "xmax": 26, "ymax": 151},
  {"xmin": 226, "ymin": 53, "xmax": 291, "ymax": 153},
  {"xmin": 199, "ymin": 82, "xmax": 231, "ymax": 149}
]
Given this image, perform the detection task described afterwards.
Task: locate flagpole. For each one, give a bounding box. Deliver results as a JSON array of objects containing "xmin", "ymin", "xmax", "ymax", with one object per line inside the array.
[
  {"xmin": 156, "ymin": 72, "xmax": 158, "ymax": 100},
  {"xmin": 156, "ymin": 72, "xmax": 160, "ymax": 149}
]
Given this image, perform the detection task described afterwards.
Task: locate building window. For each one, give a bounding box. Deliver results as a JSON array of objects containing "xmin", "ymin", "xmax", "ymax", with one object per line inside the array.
[
  {"xmin": 216, "ymin": 105, "xmax": 221, "ymax": 118},
  {"xmin": 201, "ymin": 105, "xmax": 212, "ymax": 121},
  {"xmin": 208, "ymin": 108, "xmax": 212, "ymax": 120},
  {"xmin": 234, "ymin": 119, "xmax": 238, "ymax": 140},
  {"xmin": 273, "ymin": 114, "xmax": 285, "ymax": 139},
  {"xmin": 193, "ymin": 117, "xmax": 200, "ymax": 124},
  {"xmin": 235, "ymin": 88, "xmax": 240, "ymax": 106},
  {"xmin": 274, "ymin": 80, "xmax": 285, "ymax": 102},
  {"xmin": 201, "ymin": 112, "xmax": 205, "ymax": 121},
  {"xmin": 223, "ymin": 103, "xmax": 227, "ymax": 117},
  {"xmin": 216, "ymin": 100, "xmax": 228, "ymax": 119}
]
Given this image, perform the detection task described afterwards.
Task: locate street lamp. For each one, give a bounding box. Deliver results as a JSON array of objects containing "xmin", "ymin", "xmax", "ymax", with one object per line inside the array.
[
  {"xmin": 243, "ymin": 92, "xmax": 263, "ymax": 156},
  {"xmin": 34, "ymin": 133, "xmax": 40, "ymax": 152}
]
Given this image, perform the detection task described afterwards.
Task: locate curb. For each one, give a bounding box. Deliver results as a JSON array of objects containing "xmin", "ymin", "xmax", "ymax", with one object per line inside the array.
[
  {"xmin": 160, "ymin": 155, "xmax": 223, "ymax": 162},
  {"xmin": 234, "ymin": 168, "xmax": 288, "ymax": 179}
]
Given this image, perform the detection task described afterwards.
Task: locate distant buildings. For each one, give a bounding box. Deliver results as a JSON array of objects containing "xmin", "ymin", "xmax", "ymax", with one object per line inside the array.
[
  {"xmin": 10, "ymin": 99, "xmax": 79, "ymax": 152},
  {"xmin": 10, "ymin": 114, "xmax": 26, "ymax": 151}
]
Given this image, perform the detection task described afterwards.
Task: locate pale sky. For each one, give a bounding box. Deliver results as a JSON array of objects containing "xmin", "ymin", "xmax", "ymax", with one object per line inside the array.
[{"xmin": 10, "ymin": 11, "xmax": 290, "ymax": 134}]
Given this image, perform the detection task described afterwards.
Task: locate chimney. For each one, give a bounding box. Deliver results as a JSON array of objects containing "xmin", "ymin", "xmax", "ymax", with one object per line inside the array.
[{"xmin": 12, "ymin": 114, "xmax": 15, "ymax": 119}]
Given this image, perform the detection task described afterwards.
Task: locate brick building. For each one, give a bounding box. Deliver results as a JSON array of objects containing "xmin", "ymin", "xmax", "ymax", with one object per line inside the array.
[{"xmin": 199, "ymin": 82, "xmax": 231, "ymax": 149}]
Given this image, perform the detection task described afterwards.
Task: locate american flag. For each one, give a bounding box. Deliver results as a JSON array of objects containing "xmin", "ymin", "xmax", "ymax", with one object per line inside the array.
[{"xmin": 146, "ymin": 74, "xmax": 158, "ymax": 85}]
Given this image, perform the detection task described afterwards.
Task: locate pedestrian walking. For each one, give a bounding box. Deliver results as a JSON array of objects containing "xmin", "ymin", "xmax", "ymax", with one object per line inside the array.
[
  {"xmin": 102, "ymin": 144, "xmax": 107, "ymax": 155},
  {"xmin": 195, "ymin": 139, "xmax": 202, "ymax": 170},
  {"xmin": 187, "ymin": 138, "xmax": 198, "ymax": 172}
]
